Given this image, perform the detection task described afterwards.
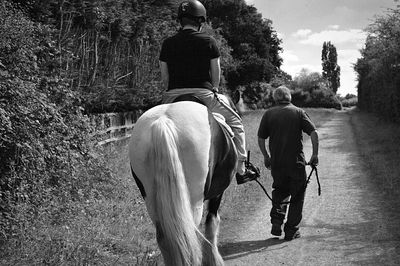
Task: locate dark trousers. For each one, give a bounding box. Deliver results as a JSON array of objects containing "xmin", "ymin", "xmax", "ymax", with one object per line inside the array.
[{"xmin": 270, "ymin": 167, "xmax": 307, "ymax": 234}]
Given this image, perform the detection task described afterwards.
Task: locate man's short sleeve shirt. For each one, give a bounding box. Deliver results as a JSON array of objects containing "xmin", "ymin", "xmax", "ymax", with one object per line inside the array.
[
  {"xmin": 257, "ymin": 103, "xmax": 316, "ymax": 170},
  {"xmin": 159, "ymin": 29, "xmax": 220, "ymax": 90}
]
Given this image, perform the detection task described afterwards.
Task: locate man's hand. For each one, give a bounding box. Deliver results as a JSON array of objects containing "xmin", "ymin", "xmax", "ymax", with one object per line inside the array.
[
  {"xmin": 308, "ymin": 154, "xmax": 319, "ymax": 166},
  {"xmin": 264, "ymin": 155, "xmax": 271, "ymax": 169}
]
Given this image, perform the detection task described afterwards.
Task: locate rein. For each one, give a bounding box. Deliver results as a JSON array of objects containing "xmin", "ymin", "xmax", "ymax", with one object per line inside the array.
[{"xmin": 255, "ymin": 164, "xmax": 321, "ymax": 205}]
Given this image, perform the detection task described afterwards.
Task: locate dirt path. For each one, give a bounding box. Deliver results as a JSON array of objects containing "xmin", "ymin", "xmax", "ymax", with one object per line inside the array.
[{"xmin": 218, "ymin": 110, "xmax": 400, "ymax": 265}]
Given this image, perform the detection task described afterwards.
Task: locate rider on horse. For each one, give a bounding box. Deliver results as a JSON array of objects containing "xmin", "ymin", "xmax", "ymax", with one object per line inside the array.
[{"xmin": 159, "ymin": 0, "xmax": 259, "ymax": 184}]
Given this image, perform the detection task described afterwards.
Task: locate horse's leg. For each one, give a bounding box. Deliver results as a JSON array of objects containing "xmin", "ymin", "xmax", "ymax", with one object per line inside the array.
[
  {"xmin": 205, "ymin": 195, "xmax": 222, "ymax": 246},
  {"xmin": 193, "ymin": 203, "xmax": 204, "ymax": 227},
  {"xmin": 202, "ymin": 194, "xmax": 224, "ymax": 266}
]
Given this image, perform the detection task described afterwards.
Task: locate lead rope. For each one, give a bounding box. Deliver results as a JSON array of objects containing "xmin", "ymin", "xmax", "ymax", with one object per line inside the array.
[{"xmin": 254, "ymin": 163, "xmax": 321, "ymax": 205}]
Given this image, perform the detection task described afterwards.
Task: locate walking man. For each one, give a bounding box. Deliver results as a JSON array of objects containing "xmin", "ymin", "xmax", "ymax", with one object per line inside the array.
[{"xmin": 257, "ymin": 85, "xmax": 319, "ymax": 240}]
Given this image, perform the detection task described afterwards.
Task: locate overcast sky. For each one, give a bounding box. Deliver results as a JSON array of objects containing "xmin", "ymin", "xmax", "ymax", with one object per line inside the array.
[{"xmin": 245, "ymin": 0, "xmax": 398, "ymax": 95}]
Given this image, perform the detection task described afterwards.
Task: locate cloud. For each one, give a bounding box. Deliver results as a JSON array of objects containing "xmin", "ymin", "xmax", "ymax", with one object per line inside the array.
[
  {"xmin": 299, "ymin": 29, "xmax": 367, "ymax": 46},
  {"xmin": 292, "ymin": 29, "xmax": 312, "ymax": 38},
  {"xmin": 281, "ymin": 63, "xmax": 321, "ymax": 78},
  {"xmin": 337, "ymin": 49, "xmax": 361, "ymax": 66},
  {"xmin": 328, "ymin": 25, "xmax": 340, "ymax": 30},
  {"xmin": 280, "ymin": 50, "xmax": 299, "ymax": 63}
]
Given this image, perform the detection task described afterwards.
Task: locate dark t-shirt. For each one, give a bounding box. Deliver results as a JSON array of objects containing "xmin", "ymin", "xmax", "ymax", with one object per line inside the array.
[
  {"xmin": 257, "ymin": 102, "xmax": 316, "ymax": 172},
  {"xmin": 159, "ymin": 29, "xmax": 220, "ymax": 90}
]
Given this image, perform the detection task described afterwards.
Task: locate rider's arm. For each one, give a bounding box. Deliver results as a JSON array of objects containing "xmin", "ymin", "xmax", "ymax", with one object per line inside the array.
[
  {"xmin": 160, "ymin": 61, "xmax": 169, "ymax": 90},
  {"xmin": 210, "ymin": 57, "xmax": 220, "ymax": 89}
]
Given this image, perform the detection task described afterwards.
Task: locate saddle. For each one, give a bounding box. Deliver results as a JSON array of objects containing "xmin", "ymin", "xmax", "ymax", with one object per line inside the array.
[
  {"xmin": 173, "ymin": 94, "xmax": 234, "ymax": 137},
  {"xmin": 173, "ymin": 94, "xmax": 237, "ymax": 200}
]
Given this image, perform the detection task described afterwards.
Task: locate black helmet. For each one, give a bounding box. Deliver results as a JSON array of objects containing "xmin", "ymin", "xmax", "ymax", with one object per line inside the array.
[{"xmin": 178, "ymin": 0, "xmax": 206, "ymax": 23}]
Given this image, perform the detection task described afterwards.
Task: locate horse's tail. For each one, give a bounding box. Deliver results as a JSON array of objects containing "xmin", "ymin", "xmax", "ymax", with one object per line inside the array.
[{"xmin": 149, "ymin": 116, "xmax": 202, "ymax": 266}]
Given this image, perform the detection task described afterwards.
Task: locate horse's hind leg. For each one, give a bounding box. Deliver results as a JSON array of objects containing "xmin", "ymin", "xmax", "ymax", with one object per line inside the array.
[
  {"xmin": 203, "ymin": 195, "xmax": 224, "ymax": 266},
  {"xmin": 205, "ymin": 195, "xmax": 222, "ymax": 246}
]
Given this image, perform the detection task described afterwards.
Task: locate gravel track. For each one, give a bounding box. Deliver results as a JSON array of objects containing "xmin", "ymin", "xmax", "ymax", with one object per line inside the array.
[{"xmin": 218, "ymin": 110, "xmax": 400, "ymax": 266}]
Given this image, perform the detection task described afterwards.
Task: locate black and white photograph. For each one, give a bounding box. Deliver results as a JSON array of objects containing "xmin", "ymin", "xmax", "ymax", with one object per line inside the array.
[{"xmin": 1, "ymin": 0, "xmax": 400, "ymax": 265}]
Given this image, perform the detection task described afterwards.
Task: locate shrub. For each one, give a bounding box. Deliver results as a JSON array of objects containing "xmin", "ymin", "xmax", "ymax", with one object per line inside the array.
[
  {"xmin": 242, "ymin": 81, "xmax": 274, "ymax": 109},
  {"xmin": 355, "ymin": 6, "xmax": 400, "ymax": 122},
  {"xmin": 0, "ymin": 2, "xmax": 117, "ymax": 262},
  {"xmin": 339, "ymin": 94, "xmax": 358, "ymax": 107}
]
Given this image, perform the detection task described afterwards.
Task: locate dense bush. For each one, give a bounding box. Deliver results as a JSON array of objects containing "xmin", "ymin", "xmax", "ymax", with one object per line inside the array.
[
  {"xmin": 0, "ymin": 2, "xmax": 122, "ymax": 262},
  {"xmin": 241, "ymin": 81, "xmax": 274, "ymax": 109},
  {"xmin": 290, "ymin": 69, "xmax": 342, "ymax": 109},
  {"xmin": 355, "ymin": 6, "xmax": 400, "ymax": 122},
  {"xmin": 339, "ymin": 94, "xmax": 358, "ymax": 107},
  {"xmin": 291, "ymin": 87, "xmax": 342, "ymax": 109}
]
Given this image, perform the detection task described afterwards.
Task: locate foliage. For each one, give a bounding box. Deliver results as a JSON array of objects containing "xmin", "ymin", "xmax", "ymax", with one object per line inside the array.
[
  {"xmin": 290, "ymin": 69, "xmax": 342, "ymax": 109},
  {"xmin": 241, "ymin": 81, "xmax": 274, "ymax": 109},
  {"xmin": 204, "ymin": 0, "xmax": 282, "ymax": 89},
  {"xmin": 322, "ymin": 41, "xmax": 341, "ymax": 94},
  {"xmin": 239, "ymin": 68, "xmax": 342, "ymax": 110},
  {"xmin": 339, "ymin": 94, "xmax": 358, "ymax": 107},
  {"xmin": 0, "ymin": 2, "xmax": 143, "ymax": 263},
  {"xmin": 354, "ymin": 5, "xmax": 400, "ymax": 122},
  {"xmin": 3, "ymin": 0, "xmax": 286, "ymax": 112}
]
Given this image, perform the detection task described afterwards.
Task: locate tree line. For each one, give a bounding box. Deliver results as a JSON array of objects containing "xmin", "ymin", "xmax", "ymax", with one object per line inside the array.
[
  {"xmin": 2, "ymin": 0, "xmax": 345, "ymax": 112},
  {"xmin": 2, "ymin": 0, "xmax": 285, "ymax": 113},
  {"xmin": 355, "ymin": 4, "xmax": 400, "ymax": 122}
]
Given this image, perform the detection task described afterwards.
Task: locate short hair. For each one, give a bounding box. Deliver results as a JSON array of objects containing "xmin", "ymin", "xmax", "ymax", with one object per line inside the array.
[{"xmin": 273, "ymin": 85, "xmax": 292, "ymax": 102}]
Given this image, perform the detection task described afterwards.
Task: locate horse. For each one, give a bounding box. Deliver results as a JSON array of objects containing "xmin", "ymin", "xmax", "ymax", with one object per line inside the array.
[{"xmin": 128, "ymin": 97, "xmax": 239, "ymax": 266}]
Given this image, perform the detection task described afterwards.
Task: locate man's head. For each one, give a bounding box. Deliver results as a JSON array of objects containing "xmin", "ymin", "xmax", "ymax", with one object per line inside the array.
[
  {"xmin": 177, "ymin": 0, "xmax": 206, "ymax": 28},
  {"xmin": 273, "ymin": 85, "xmax": 292, "ymax": 103}
]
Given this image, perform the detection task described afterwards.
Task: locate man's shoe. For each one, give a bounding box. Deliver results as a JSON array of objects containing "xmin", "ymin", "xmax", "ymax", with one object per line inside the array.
[
  {"xmin": 236, "ymin": 168, "xmax": 259, "ymax": 185},
  {"xmin": 284, "ymin": 231, "xmax": 300, "ymax": 241},
  {"xmin": 271, "ymin": 224, "xmax": 282, "ymax": 236}
]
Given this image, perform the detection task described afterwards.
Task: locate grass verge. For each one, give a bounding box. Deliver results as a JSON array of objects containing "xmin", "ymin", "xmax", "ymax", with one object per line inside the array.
[{"xmin": 349, "ymin": 108, "xmax": 400, "ymax": 197}]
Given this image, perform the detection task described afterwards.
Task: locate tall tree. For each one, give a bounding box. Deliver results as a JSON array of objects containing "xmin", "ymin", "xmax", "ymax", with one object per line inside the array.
[
  {"xmin": 354, "ymin": 5, "xmax": 400, "ymax": 121},
  {"xmin": 321, "ymin": 41, "xmax": 341, "ymax": 94},
  {"xmin": 204, "ymin": 0, "xmax": 282, "ymax": 88}
]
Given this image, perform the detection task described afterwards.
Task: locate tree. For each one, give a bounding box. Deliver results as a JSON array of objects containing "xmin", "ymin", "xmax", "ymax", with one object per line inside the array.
[
  {"xmin": 290, "ymin": 68, "xmax": 342, "ymax": 109},
  {"xmin": 204, "ymin": 0, "xmax": 282, "ymax": 88},
  {"xmin": 354, "ymin": 5, "xmax": 400, "ymax": 121},
  {"xmin": 322, "ymin": 41, "xmax": 341, "ymax": 94}
]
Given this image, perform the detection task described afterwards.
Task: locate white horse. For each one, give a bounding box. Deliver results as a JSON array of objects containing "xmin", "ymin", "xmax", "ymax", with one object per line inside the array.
[{"xmin": 129, "ymin": 100, "xmax": 237, "ymax": 266}]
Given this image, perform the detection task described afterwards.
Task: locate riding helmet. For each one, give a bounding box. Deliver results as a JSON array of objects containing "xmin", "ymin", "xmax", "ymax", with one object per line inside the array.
[{"xmin": 177, "ymin": 0, "xmax": 207, "ymax": 23}]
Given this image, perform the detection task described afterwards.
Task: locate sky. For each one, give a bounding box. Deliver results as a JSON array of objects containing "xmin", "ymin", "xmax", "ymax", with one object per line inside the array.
[{"xmin": 245, "ymin": 0, "xmax": 398, "ymax": 96}]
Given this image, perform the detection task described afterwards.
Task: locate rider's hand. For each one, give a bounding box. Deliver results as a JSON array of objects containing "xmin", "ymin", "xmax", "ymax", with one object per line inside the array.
[
  {"xmin": 309, "ymin": 154, "xmax": 319, "ymax": 166},
  {"xmin": 264, "ymin": 155, "xmax": 271, "ymax": 169}
]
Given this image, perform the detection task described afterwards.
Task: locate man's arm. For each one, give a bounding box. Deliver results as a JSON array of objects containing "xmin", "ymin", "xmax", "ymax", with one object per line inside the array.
[
  {"xmin": 309, "ymin": 130, "xmax": 319, "ymax": 166},
  {"xmin": 258, "ymin": 137, "xmax": 271, "ymax": 169},
  {"xmin": 160, "ymin": 61, "xmax": 169, "ymax": 90},
  {"xmin": 210, "ymin": 57, "xmax": 220, "ymax": 89}
]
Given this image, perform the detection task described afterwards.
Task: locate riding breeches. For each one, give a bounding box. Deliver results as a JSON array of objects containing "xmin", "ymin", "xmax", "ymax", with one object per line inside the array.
[{"xmin": 162, "ymin": 88, "xmax": 247, "ymax": 162}]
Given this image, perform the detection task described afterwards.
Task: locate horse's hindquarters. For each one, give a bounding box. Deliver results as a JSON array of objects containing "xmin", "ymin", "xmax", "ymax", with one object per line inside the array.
[
  {"xmin": 129, "ymin": 102, "xmax": 212, "ymax": 213},
  {"xmin": 128, "ymin": 102, "xmax": 227, "ymax": 266}
]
